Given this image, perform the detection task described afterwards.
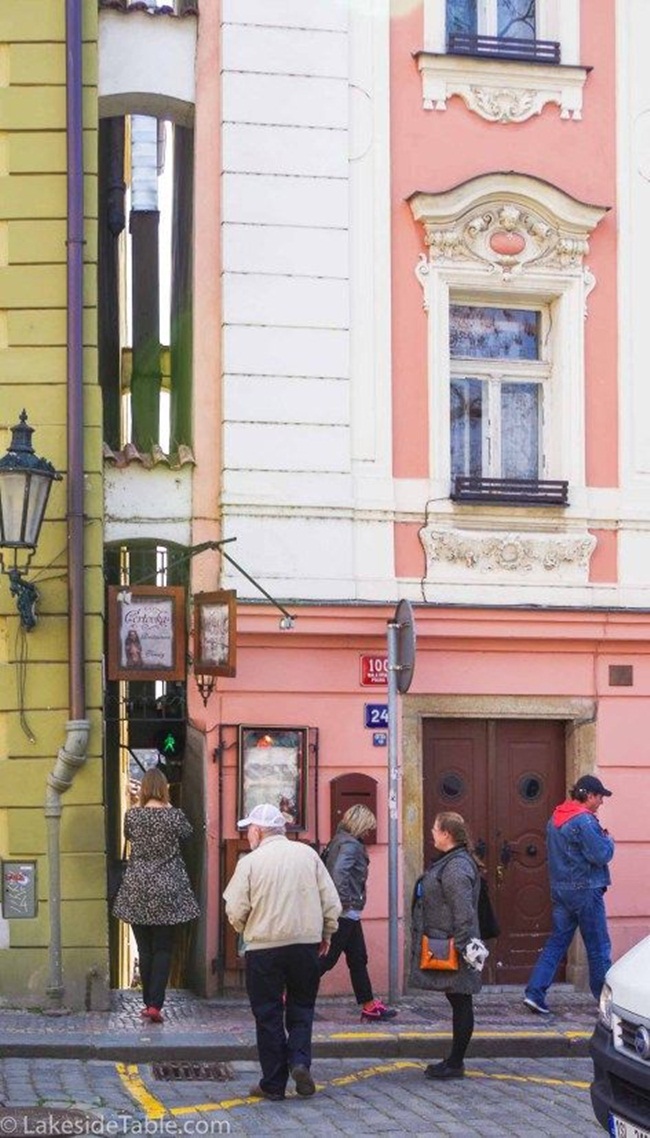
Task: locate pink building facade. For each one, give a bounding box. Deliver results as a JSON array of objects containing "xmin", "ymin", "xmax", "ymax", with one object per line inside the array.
[{"xmin": 101, "ymin": 0, "xmax": 650, "ymax": 998}]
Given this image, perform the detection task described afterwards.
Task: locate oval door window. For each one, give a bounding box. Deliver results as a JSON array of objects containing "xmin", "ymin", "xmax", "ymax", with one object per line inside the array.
[
  {"xmin": 518, "ymin": 773, "xmax": 543, "ymax": 802},
  {"xmin": 439, "ymin": 771, "xmax": 465, "ymax": 801}
]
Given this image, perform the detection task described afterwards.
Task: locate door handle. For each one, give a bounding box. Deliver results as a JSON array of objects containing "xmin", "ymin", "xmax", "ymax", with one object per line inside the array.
[{"xmin": 496, "ymin": 841, "xmax": 513, "ymax": 885}]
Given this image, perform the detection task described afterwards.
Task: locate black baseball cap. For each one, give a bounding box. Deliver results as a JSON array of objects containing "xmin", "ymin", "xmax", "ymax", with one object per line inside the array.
[{"xmin": 573, "ymin": 774, "xmax": 612, "ymax": 798}]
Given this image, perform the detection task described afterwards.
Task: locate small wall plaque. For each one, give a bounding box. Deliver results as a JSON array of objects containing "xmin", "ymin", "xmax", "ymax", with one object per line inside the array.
[
  {"xmin": 609, "ymin": 665, "xmax": 633, "ymax": 687},
  {"xmin": 2, "ymin": 860, "xmax": 37, "ymax": 919}
]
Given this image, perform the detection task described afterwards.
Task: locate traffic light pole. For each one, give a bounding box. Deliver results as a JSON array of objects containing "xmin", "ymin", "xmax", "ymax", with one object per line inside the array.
[{"xmin": 387, "ymin": 616, "xmax": 399, "ymax": 1006}]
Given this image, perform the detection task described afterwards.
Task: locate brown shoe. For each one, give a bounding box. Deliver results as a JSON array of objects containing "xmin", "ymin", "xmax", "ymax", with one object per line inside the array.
[
  {"xmin": 291, "ymin": 1065, "xmax": 316, "ymax": 1097},
  {"xmin": 249, "ymin": 1082, "xmax": 285, "ymax": 1102}
]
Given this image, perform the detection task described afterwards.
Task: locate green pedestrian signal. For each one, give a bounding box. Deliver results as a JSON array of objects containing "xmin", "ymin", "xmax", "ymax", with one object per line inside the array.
[{"xmin": 154, "ymin": 721, "xmax": 186, "ymax": 760}]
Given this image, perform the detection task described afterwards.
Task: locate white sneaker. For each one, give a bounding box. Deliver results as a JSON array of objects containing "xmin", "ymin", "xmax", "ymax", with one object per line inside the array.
[{"xmin": 523, "ymin": 995, "xmax": 551, "ymax": 1016}]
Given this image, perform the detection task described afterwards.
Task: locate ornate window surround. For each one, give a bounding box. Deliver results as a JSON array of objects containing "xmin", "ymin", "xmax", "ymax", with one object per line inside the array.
[
  {"xmin": 415, "ymin": 0, "xmax": 588, "ymax": 122},
  {"xmin": 408, "ymin": 173, "xmax": 608, "ymax": 587}
]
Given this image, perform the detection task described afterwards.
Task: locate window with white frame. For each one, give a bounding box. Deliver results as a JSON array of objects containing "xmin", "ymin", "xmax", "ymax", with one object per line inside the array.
[
  {"xmin": 449, "ymin": 302, "xmax": 549, "ymax": 482},
  {"xmin": 408, "ymin": 173, "xmax": 608, "ymax": 510},
  {"xmin": 447, "ymin": 0, "xmax": 537, "ymax": 44},
  {"xmin": 417, "ymin": 0, "xmax": 585, "ymax": 122}
]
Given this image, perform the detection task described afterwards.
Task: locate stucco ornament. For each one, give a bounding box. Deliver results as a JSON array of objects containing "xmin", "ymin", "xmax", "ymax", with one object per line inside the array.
[
  {"xmin": 421, "ymin": 202, "xmax": 588, "ymax": 281},
  {"xmin": 419, "ymin": 526, "xmax": 596, "ymax": 581},
  {"xmin": 468, "ymin": 85, "xmax": 539, "ymax": 123},
  {"xmin": 415, "ymin": 53, "xmax": 587, "ymax": 124},
  {"xmin": 409, "ymin": 174, "xmax": 608, "ymax": 292}
]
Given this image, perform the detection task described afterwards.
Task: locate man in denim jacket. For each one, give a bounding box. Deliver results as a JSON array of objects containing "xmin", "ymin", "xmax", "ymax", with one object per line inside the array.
[{"xmin": 524, "ymin": 774, "xmax": 615, "ymax": 1016}]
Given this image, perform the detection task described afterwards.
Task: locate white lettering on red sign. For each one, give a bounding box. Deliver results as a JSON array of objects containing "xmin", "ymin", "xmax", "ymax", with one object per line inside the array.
[{"xmin": 360, "ymin": 654, "xmax": 388, "ymax": 687}]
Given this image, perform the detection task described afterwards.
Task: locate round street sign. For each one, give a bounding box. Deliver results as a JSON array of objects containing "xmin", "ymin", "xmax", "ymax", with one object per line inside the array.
[{"xmin": 394, "ymin": 598, "xmax": 416, "ymax": 694}]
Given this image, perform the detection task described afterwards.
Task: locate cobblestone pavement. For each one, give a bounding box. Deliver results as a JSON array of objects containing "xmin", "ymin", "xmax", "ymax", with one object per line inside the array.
[
  {"xmin": 0, "ymin": 1056, "xmax": 602, "ymax": 1136},
  {"xmin": 0, "ymin": 988, "xmax": 597, "ymax": 1062}
]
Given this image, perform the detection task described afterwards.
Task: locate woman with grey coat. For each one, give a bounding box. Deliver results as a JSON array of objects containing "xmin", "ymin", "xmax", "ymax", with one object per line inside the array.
[{"xmin": 409, "ymin": 811, "xmax": 482, "ymax": 1079}]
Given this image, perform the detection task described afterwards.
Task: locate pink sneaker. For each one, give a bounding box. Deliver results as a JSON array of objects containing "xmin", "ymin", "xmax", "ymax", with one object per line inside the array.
[{"xmin": 360, "ymin": 999, "xmax": 397, "ymax": 1022}]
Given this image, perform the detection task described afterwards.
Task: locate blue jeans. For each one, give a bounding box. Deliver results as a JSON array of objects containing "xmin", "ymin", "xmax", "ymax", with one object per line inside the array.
[{"xmin": 525, "ymin": 887, "xmax": 611, "ymax": 1003}]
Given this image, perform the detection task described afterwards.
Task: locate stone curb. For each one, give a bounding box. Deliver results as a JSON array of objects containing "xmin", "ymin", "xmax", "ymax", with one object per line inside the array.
[{"xmin": 0, "ymin": 1029, "xmax": 592, "ymax": 1063}]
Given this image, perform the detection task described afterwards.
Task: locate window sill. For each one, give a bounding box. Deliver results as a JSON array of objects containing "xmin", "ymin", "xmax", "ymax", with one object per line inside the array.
[{"xmin": 413, "ymin": 50, "xmax": 589, "ymax": 122}]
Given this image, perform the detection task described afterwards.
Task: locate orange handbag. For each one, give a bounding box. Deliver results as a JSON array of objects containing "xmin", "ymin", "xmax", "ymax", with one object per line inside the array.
[{"xmin": 420, "ymin": 935, "xmax": 459, "ymax": 971}]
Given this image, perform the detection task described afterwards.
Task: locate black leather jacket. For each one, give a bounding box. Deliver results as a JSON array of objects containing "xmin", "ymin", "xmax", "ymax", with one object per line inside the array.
[{"xmin": 323, "ymin": 829, "xmax": 369, "ymax": 912}]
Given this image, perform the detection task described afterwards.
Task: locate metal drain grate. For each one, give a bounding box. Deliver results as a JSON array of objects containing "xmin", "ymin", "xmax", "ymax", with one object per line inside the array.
[{"xmin": 152, "ymin": 1061, "xmax": 234, "ymax": 1082}]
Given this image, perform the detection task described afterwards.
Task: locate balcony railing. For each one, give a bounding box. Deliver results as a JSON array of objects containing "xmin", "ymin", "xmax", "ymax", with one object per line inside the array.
[
  {"xmin": 451, "ymin": 476, "xmax": 569, "ymax": 506},
  {"xmin": 447, "ymin": 33, "xmax": 560, "ymax": 65}
]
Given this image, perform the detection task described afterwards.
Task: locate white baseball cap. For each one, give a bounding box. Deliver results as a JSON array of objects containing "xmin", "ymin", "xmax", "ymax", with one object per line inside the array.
[{"xmin": 237, "ymin": 803, "xmax": 286, "ymax": 829}]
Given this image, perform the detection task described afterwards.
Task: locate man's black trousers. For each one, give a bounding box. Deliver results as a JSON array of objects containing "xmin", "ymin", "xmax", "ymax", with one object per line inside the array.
[{"xmin": 245, "ymin": 942, "xmax": 321, "ymax": 1096}]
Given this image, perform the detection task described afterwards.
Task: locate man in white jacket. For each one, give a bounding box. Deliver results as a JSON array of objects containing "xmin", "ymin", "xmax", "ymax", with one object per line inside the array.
[{"xmin": 224, "ymin": 802, "xmax": 341, "ymax": 1101}]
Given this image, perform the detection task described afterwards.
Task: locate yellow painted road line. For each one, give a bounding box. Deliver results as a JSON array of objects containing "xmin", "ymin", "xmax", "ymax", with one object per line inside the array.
[
  {"xmin": 327, "ymin": 1031, "xmax": 394, "ymax": 1040},
  {"xmin": 327, "ymin": 1029, "xmax": 591, "ymax": 1041},
  {"xmin": 466, "ymin": 1070, "xmax": 590, "ymax": 1090},
  {"xmin": 118, "ymin": 1059, "xmax": 590, "ymax": 1118},
  {"xmin": 116, "ymin": 1063, "xmax": 168, "ymax": 1120},
  {"xmin": 170, "ymin": 1096, "xmax": 264, "ymax": 1116}
]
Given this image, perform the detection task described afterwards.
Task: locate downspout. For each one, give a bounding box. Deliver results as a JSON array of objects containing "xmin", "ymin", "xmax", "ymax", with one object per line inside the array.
[{"xmin": 45, "ymin": 0, "xmax": 90, "ymax": 1008}]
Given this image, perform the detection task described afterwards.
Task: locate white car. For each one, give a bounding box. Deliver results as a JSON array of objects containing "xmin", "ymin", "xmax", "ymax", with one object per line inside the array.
[{"xmin": 591, "ymin": 935, "xmax": 650, "ymax": 1136}]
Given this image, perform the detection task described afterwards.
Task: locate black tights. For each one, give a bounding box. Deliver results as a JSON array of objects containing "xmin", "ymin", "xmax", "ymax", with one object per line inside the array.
[{"xmin": 445, "ymin": 991, "xmax": 474, "ymax": 1067}]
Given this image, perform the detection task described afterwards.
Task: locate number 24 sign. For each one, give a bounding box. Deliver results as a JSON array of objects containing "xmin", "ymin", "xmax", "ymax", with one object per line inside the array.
[{"xmin": 365, "ymin": 703, "xmax": 389, "ymax": 728}]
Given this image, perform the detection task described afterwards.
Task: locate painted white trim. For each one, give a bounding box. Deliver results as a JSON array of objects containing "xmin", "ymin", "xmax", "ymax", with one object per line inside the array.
[
  {"xmin": 419, "ymin": 0, "xmax": 584, "ymax": 121},
  {"xmin": 409, "ymin": 174, "xmax": 607, "ymax": 592},
  {"xmin": 99, "ymin": 9, "xmax": 197, "ymax": 124},
  {"xmin": 349, "ymin": 0, "xmax": 393, "ymax": 499}
]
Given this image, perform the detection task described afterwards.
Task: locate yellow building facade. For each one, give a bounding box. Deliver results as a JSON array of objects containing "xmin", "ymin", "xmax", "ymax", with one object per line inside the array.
[{"xmin": 0, "ymin": 1, "xmax": 106, "ymax": 1007}]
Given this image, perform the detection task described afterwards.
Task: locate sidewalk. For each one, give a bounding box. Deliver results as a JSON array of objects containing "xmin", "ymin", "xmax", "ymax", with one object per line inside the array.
[{"xmin": 0, "ymin": 986, "xmax": 596, "ymax": 1063}]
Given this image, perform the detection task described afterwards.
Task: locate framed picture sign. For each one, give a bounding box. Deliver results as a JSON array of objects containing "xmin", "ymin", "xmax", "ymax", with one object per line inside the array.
[
  {"xmin": 107, "ymin": 585, "xmax": 186, "ymax": 681},
  {"xmin": 193, "ymin": 590, "xmax": 237, "ymax": 678},
  {"xmin": 238, "ymin": 726, "xmax": 307, "ymax": 831}
]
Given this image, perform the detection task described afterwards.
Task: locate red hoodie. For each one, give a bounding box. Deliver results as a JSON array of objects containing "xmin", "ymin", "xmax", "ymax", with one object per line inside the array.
[{"xmin": 551, "ymin": 800, "xmax": 591, "ymax": 828}]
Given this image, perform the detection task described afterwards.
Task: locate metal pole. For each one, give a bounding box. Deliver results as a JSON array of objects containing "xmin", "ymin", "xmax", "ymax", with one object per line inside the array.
[{"xmin": 387, "ymin": 619, "xmax": 399, "ymax": 1004}]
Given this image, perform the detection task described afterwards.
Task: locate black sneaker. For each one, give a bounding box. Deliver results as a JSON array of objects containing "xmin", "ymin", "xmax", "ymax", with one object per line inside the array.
[
  {"xmin": 424, "ymin": 1061, "xmax": 465, "ymax": 1080},
  {"xmin": 249, "ymin": 1082, "xmax": 285, "ymax": 1102}
]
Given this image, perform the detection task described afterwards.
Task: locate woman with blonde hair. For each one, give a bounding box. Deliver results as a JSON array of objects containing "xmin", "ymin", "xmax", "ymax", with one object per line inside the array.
[
  {"xmin": 409, "ymin": 811, "xmax": 484, "ymax": 1078},
  {"xmin": 113, "ymin": 767, "xmax": 199, "ymax": 1022},
  {"xmin": 319, "ymin": 803, "xmax": 397, "ymax": 1022}
]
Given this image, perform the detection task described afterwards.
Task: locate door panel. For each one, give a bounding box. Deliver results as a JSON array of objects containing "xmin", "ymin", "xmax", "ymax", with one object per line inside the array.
[
  {"xmin": 422, "ymin": 719, "xmax": 489, "ymax": 870},
  {"xmin": 422, "ymin": 718, "xmax": 565, "ymax": 984}
]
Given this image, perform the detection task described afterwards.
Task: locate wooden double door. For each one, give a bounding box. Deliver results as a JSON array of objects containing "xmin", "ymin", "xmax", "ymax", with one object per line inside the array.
[{"xmin": 422, "ymin": 718, "xmax": 565, "ymax": 984}]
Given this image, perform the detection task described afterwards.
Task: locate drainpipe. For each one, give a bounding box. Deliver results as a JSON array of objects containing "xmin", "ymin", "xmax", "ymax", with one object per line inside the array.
[{"xmin": 45, "ymin": 0, "xmax": 90, "ymax": 1009}]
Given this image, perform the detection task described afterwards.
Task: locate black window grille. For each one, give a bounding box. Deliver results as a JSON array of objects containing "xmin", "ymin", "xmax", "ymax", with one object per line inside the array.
[
  {"xmin": 447, "ymin": 33, "xmax": 560, "ymax": 64},
  {"xmin": 452, "ymin": 476, "xmax": 568, "ymax": 506}
]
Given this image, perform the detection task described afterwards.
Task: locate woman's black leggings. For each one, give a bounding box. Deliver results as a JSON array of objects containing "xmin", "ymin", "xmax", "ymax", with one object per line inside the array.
[{"xmin": 445, "ymin": 991, "xmax": 474, "ymax": 1066}]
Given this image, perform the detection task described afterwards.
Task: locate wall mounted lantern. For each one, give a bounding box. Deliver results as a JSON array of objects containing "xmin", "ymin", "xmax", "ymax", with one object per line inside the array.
[{"xmin": 0, "ymin": 410, "xmax": 62, "ymax": 630}]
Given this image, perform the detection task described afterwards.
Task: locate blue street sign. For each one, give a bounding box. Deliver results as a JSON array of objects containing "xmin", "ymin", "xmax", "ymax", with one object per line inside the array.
[
  {"xmin": 372, "ymin": 732, "xmax": 388, "ymax": 747},
  {"xmin": 364, "ymin": 703, "xmax": 389, "ymax": 729}
]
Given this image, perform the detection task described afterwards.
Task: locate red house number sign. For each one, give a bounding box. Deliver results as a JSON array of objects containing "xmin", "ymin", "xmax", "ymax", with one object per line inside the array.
[{"xmin": 360, "ymin": 654, "xmax": 388, "ymax": 687}]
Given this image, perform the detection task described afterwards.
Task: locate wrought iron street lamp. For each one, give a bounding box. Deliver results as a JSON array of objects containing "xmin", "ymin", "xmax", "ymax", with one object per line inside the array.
[{"xmin": 0, "ymin": 410, "xmax": 62, "ymax": 630}]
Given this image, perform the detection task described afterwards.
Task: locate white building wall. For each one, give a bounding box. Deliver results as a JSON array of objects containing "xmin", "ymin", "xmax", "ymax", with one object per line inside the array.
[
  {"xmin": 616, "ymin": 0, "xmax": 650, "ymax": 601},
  {"xmin": 221, "ymin": 0, "xmax": 393, "ymax": 601}
]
